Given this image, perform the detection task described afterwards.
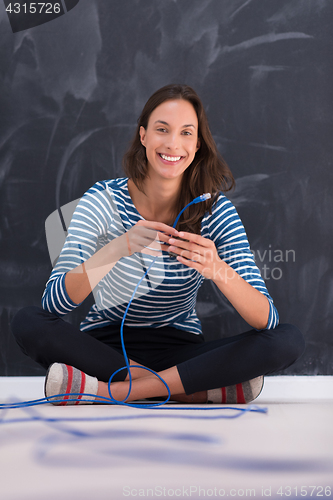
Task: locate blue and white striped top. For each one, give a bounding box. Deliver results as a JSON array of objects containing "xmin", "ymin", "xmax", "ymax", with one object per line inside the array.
[{"xmin": 42, "ymin": 177, "xmax": 279, "ymax": 334}]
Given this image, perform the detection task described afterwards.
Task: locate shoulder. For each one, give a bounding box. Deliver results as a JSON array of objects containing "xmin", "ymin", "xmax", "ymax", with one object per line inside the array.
[
  {"xmin": 79, "ymin": 177, "xmax": 129, "ymax": 206},
  {"xmin": 201, "ymin": 192, "xmax": 246, "ymax": 240},
  {"xmin": 203, "ymin": 192, "xmax": 240, "ymax": 224},
  {"xmin": 83, "ymin": 177, "xmax": 128, "ymax": 197},
  {"xmin": 71, "ymin": 177, "xmax": 128, "ymax": 222}
]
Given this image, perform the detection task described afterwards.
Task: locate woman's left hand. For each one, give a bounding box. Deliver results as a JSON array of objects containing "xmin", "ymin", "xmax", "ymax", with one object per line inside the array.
[
  {"xmin": 167, "ymin": 231, "xmax": 224, "ymax": 280},
  {"xmin": 168, "ymin": 231, "xmax": 270, "ymax": 330}
]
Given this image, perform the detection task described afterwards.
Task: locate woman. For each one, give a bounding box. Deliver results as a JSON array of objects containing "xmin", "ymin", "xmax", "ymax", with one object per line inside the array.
[{"xmin": 11, "ymin": 84, "xmax": 305, "ymax": 405}]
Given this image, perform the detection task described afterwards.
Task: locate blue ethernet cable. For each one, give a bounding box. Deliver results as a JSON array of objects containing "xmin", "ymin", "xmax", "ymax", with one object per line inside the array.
[
  {"xmin": 107, "ymin": 192, "xmax": 212, "ymax": 408},
  {"xmin": 0, "ymin": 191, "xmax": 266, "ymax": 416}
]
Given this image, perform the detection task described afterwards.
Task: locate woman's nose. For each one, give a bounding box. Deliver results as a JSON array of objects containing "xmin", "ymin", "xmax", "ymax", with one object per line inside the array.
[{"xmin": 165, "ymin": 133, "xmax": 180, "ymax": 150}]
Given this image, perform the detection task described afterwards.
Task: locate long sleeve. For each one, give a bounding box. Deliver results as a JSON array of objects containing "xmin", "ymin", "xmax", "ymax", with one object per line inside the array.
[
  {"xmin": 42, "ymin": 181, "xmax": 116, "ymax": 316},
  {"xmin": 201, "ymin": 194, "xmax": 279, "ymax": 330}
]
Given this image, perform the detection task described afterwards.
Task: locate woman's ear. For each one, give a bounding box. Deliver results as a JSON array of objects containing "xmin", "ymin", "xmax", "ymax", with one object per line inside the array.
[
  {"xmin": 196, "ymin": 138, "xmax": 201, "ymax": 152},
  {"xmin": 139, "ymin": 126, "xmax": 146, "ymax": 147}
]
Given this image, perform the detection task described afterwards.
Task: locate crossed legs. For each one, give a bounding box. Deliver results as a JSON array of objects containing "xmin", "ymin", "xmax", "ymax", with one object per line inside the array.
[
  {"xmin": 11, "ymin": 306, "xmax": 305, "ymax": 404},
  {"xmin": 98, "ymin": 363, "xmax": 207, "ymax": 403}
]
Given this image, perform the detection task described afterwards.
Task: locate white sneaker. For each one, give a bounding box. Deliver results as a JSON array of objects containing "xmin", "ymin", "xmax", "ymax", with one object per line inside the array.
[
  {"xmin": 44, "ymin": 363, "xmax": 98, "ymax": 405},
  {"xmin": 207, "ymin": 376, "xmax": 264, "ymax": 404}
]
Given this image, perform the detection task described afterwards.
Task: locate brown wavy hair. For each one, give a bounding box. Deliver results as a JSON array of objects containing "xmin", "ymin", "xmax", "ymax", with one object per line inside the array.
[{"xmin": 122, "ymin": 84, "xmax": 235, "ymax": 234}]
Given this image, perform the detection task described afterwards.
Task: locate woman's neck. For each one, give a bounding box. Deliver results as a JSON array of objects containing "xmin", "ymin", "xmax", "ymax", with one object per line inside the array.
[{"xmin": 127, "ymin": 177, "xmax": 181, "ymax": 224}]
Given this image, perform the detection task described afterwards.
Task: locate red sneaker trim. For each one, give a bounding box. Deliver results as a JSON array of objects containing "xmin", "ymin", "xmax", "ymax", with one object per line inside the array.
[
  {"xmin": 221, "ymin": 386, "xmax": 226, "ymax": 403},
  {"xmin": 76, "ymin": 371, "xmax": 86, "ymax": 405},
  {"xmin": 60, "ymin": 365, "xmax": 74, "ymax": 406},
  {"xmin": 236, "ymin": 383, "xmax": 246, "ymax": 404}
]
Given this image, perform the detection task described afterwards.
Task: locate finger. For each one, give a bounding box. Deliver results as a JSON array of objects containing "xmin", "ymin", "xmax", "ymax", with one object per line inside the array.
[
  {"xmin": 142, "ymin": 231, "xmax": 174, "ymax": 250},
  {"xmin": 153, "ymin": 222, "xmax": 178, "ymax": 235},
  {"xmin": 176, "ymin": 254, "xmax": 203, "ymax": 272},
  {"xmin": 176, "ymin": 255, "xmax": 212, "ymax": 279},
  {"xmin": 137, "ymin": 220, "xmax": 179, "ymax": 236},
  {"xmin": 177, "ymin": 231, "xmax": 212, "ymax": 247},
  {"xmin": 139, "ymin": 233, "xmax": 168, "ymax": 249},
  {"xmin": 133, "ymin": 226, "xmax": 158, "ymax": 240},
  {"xmin": 169, "ymin": 246, "xmax": 204, "ymax": 264},
  {"xmin": 130, "ymin": 227, "xmax": 176, "ymax": 250},
  {"xmin": 129, "ymin": 231, "xmax": 158, "ymax": 248},
  {"xmin": 133, "ymin": 226, "xmax": 174, "ymax": 246},
  {"xmin": 131, "ymin": 231, "xmax": 169, "ymax": 253},
  {"xmin": 168, "ymin": 237, "xmax": 201, "ymax": 255},
  {"xmin": 157, "ymin": 231, "xmax": 176, "ymax": 244}
]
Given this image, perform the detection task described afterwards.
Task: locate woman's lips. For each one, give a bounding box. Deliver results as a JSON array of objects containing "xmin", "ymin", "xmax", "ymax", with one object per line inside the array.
[{"xmin": 158, "ymin": 153, "xmax": 184, "ymax": 164}]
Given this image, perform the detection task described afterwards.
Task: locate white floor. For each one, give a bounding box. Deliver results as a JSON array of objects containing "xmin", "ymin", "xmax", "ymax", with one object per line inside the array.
[{"xmin": 1, "ymin": 376, "xmax": 333, "ymax": 500}]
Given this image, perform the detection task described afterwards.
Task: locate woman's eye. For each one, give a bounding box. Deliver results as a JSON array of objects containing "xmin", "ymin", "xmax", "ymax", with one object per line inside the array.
[{"xmin": 156, "ymin": 128, "xmax": 192, "ymax": 135}]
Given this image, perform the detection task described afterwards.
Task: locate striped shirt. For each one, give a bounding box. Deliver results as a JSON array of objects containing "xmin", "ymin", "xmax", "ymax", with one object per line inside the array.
[{"xmin": 42, "ymin": 177, "xmax": 279, "ymax": 334}]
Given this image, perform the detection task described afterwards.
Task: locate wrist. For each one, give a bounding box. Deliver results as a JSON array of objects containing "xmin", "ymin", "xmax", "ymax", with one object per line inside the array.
[
  {"xmin": 125, "ymin": 232, "xmax": 132, "ymax": 256},
  {"xmin": 211, "ymin": 260, "xmax": 234, "ymax": 287}
]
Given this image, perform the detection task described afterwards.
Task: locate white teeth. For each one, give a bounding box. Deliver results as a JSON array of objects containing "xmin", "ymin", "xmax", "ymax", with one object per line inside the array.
[{"xmin": 160, "ymin": 154, "xmax": 182, "ymax": 162}]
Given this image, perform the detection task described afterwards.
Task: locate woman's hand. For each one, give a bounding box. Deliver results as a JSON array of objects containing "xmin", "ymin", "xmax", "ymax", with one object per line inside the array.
[
  {"xmin": 167, "ymin": 231, "xmax": 270, "ymax": 329},
  {"xmin": 125, "ymin": 220, "xmax": 179, "ymax": 258},
  {"xmin": 167, "ymin": 231, "xmax": 223, "ymax": 280}
]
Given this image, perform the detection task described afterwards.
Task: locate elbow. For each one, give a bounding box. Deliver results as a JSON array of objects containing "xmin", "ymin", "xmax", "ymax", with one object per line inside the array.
[
  {"xmin": 253, "ymin": 302, "xmax": 270, "ymax": 331},
  {"xmin": 254, "ymin": 319, "xmax": 269, "ymax": 331}
]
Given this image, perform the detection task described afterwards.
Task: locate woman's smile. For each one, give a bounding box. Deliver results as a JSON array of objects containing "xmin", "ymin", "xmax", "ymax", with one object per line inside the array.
[
  {"xmin": 157, "ymin": 152, "xmax": 185, "ymax": 164},
  {"xmin": 139, "ymin": 99, "xmax": 200, "ymax": 181}
]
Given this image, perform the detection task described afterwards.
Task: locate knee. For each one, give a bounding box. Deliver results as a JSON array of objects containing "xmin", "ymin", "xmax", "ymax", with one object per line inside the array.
[
  {"xmin": 279, "ymin": 323, "xmax": 305, "ymax": 361},
  {"xmin": 267, "ymin": 323, "xmax": 305, "ymax": 371},
  {"xmin": 11, "ymin": 306, "xmax": 44, "ymax": 345}
]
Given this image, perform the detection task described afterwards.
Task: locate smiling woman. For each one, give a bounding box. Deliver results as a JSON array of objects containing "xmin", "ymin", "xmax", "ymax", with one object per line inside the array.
[
  {"xmin": 140, "ymin": 99, "xmax": 199, "ymax": 179},
  {"xmin": 11, "ymin": 84, "xmax": 305, "ymax": 406},
  {"xmin": 127, "ymin": 99, "xmax": 201, "ymax": 225},
  {"xmin": 123, "ymin": 84, "xmax": 234, "ymax": 234}
]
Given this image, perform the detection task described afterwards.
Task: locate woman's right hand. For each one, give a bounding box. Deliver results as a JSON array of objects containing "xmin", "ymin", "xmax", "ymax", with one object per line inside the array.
[
  {"xmin": 65, "ymin": 221, "xmax": 179, "ymax": 305},
  {"xmin": 123, "ymin": 220, "xmax": 179, "ymax": 258}
]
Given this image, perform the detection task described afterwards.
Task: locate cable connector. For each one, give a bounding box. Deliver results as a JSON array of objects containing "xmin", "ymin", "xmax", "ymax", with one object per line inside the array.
[
  {"xmin": 193, "ymin": 193, "xmax": 212, "ymax": 204},
  {"xmin": 172, "ymin": 193, "xmax": 212, "ymax": 227}
]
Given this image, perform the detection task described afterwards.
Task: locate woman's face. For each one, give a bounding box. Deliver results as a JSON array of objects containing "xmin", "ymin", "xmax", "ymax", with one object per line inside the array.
[{"xmin": 139, "ymin": 99, "xmax": 200, "ymax": 182}]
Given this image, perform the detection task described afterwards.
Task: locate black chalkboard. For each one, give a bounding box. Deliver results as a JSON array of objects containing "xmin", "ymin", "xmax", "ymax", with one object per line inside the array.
[{"xmin": 1, "ymin": 0, "xmax": 332, "ymax": 375}]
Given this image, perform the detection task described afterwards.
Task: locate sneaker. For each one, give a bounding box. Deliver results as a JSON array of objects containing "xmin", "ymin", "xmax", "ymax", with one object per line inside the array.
[
  {"xmin": 44, "ymin": 363, "xmax": 98, "ymax": 406},
  {"xmin": 207, "ymin": 376, "xmax": 264, "ymax": 404}
]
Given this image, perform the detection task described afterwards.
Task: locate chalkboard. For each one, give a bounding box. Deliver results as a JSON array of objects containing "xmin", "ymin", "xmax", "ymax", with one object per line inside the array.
[{"xmin": 1, "ymin": 0, "xmax": 332, "ymax": 375}]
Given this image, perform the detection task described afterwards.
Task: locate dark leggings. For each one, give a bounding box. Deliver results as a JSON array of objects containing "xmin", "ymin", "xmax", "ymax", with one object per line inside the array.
[{"xmin": 11, "ymin": 306, "xmax": 305, "ymax": 395}]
